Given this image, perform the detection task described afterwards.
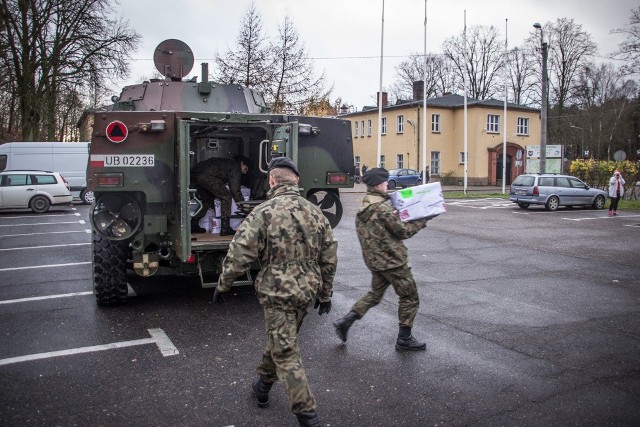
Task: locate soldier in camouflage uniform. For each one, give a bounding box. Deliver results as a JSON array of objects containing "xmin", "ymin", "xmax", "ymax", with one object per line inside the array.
[
  {"xmin": 333, "ymin": 168, "xmax": 435, "ymax": 351},
  {"xmin": 191, "ymin": 155, "xmax": 249, "ymax": 235},
  {"xmin": 213, "ymin": 157, "xmax": 337, "ymax": 427}
]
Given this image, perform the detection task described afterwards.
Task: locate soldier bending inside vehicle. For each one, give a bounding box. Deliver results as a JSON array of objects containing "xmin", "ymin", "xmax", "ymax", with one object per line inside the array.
[{"xmin": 191, "ymin": 155, "xmax": 249, "ymax": 236}]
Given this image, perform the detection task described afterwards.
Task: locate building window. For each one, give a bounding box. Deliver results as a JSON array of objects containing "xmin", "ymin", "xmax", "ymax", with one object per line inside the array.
[
  {"xmin": 517, "ymin": 117, "xmax": 529, "ymax": 135},
  {"xmin": 380, "ymin": 155, "xmax": 385, "ymax": 169},
  {"xmin": 367, "ymin": 119, "xmax": 372, "ymax": 137},
  {"xmin": 397, "ymin": 154, "xmax": 404, "ymax": 169},
  {"xmin": 354, "ymin": 121, "xmax": 359, "ymax": 137},
  {"xmin": 459, "ymin": 151, "xmax": 466, "ymax": 164},
  {"xmin": 361, "ymin": 121, "xmax": 365, "ymax": 137},
  {"xmin": 431, "ymin": 151, "xmax": 440, "ymax": 176},
  {"xmin": 354, "ymin": 155, "xmax": 360, "ymax": 166},
  {"xmin": 432, "ymin": 114, "xmax": 441, "ymax": 133},
  {"xmin": 381, "ymin": 117, "xmax": 387, "ymax": 135},
  {"xmin": 397, "ymin": 115, "xmax": 404, "ymax": 133},
  {"xmin": 487, "ymin": 114, "xmax": 500, "ymax": 133}
]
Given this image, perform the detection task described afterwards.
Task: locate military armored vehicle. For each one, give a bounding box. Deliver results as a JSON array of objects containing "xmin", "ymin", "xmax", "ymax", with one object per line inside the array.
[{"xmin": 86, "ymin": 39, "xmax": 354, "ymax": 306}]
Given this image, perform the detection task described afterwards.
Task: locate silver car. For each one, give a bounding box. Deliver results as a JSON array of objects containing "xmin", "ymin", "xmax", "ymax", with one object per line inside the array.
[
  {"xmin": 0, "ymin": 170, "xmax": 73, "ymax": 213},
  {"xmin": 509, "ymin": 173, "xmax": 607, "ymax": 211}
]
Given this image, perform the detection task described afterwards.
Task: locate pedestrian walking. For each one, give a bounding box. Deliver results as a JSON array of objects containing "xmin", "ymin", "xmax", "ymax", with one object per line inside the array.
[
  {"xmin": 333, "ymin": 167, "xmax": 436, "ymax": 351},
  {"xmin": 191, "ymin": 155, "xmax": 249, "ymax": 235},
  {"xmin": 608, "ymin": 169, "xmax": 625, "ymax": 216},
  {"xmin": 213, "ymin": 157, "xmax": 337, "ymax": 427}
]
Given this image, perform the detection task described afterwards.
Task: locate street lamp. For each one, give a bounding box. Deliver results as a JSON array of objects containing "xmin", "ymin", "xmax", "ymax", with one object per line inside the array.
[
  {"xmin": 533, "ymin": 22, "xmax": 548, "ymax": 174},
  {"xmin": 570, "ymin": 125, "xmax": 589, "ymax": 158}
]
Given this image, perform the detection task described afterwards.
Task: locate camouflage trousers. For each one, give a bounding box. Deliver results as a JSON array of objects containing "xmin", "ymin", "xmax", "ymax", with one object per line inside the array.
[
  {"xmin": 194, "ymin": 175, "xmax": 232, "ymax": 218},
  {"xmin": 256, "ymin": 306, "xmax": 316, "ymax": 414},
  {"xmin": 352, "ymin": 264, "xmax": 420, "ymax": 327}
]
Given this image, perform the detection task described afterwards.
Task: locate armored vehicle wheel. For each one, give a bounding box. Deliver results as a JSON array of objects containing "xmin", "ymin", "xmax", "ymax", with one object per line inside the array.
[
  {"xmin": 307, "ymin": 189, "xmax": 343, "ymax": 229},
  {"xmin": 93, "ymin": 233, "xmax": 129, "ymax": 306}
]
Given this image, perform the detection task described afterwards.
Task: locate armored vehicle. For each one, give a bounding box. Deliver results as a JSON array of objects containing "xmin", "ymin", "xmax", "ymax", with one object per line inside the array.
[{"xmin": 86, "ymin": 39, "xmax": 354, "ymax": 306}]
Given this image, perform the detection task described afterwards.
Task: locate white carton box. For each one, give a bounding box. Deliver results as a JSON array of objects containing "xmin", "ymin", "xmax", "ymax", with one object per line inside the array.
[{"xmin": 389, "ymin": 182, "xmax": 446, "ymax": 222}]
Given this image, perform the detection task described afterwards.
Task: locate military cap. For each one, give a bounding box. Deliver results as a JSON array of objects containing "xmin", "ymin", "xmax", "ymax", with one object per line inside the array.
[
  {"xmin": 269, "ymin": 157, "xmax": 299, "ymax": 176},
  {"xmin": 363, "ymin": 167, "xmax": 389, "ymax": 186}
]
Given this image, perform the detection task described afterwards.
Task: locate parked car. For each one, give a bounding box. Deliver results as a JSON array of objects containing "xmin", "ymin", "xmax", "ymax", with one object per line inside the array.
[
  {"xmin": 509, "ymin": 173, "xmax": 607, "ymax": 211},
  {"xmin": 0, "ymin": 170, "xmax": 73, "ymax": 213},
  {"xmin": 387, "ymin": 168, "xmax": 424, "ymax": 189}
]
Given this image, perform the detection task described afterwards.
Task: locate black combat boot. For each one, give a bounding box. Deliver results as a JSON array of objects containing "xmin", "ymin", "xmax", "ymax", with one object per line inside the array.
[
  {"xmin": 395, "ymin": 325, "xmax": 426, "ymax": 351},
  {"xmin": 295, "ymin": 411, "xmax": 320, "ymax": 427},
  {"xmin": 333, "ymin": 310, "xmax": 359, "ymax": 342},
  {"xmin": 251, "ymin": 377, "xmax": 273, "ymax": 408},
  {"xmin": 219, "ymin": 217, "xmax": 235, "ymax": 236}
]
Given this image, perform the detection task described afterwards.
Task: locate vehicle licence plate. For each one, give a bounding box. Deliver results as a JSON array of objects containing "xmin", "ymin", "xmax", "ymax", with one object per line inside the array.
[
  {"xmin": 515, "ymin": 189, "xmax": 527, "ymax": 195},
  {"xmin": 102, "ymin": 155, "xmax": 155, "ymax": 167}
]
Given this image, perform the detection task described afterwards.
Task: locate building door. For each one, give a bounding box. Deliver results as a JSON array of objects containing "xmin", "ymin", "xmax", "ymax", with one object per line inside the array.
[{"xmin": 496, "ymin": 154, "xmax": 512, "ymax": 185}]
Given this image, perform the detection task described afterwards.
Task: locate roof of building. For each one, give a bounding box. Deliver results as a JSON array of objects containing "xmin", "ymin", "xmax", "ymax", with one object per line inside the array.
[{"xmin": 347, "ymin": 93, "xmax": 539, "ymax": 116}]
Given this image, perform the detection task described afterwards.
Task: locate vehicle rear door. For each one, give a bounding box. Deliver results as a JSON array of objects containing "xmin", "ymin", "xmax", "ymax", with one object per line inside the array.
[{"xmin": 554, "ymin": 176, "xmax": 573, "ymax": 205}]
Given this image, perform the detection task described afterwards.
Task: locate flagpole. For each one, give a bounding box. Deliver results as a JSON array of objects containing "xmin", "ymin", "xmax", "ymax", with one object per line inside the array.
[
  {"xmin": 502, "ymin": 19, "xmax": 508, "ymax": 194},
  {"xmin": 463, "ymin": 10, "xmax": 468, "ymax": 194},
  {"xmin": 377, "ymin": 0, "xmax": 385, "ymax": 167},
  {"xmin": 422, "ymin": 0, "xmax": 427, "ymax": 182}
]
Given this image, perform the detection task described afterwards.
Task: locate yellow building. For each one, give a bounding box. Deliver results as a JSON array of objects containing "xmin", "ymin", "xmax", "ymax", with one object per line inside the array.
[{"xmin": 342, "ymin": 92, "xmax": 540, "ymax": 185}]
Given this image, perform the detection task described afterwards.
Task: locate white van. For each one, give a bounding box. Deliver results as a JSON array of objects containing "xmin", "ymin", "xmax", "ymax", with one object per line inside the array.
[{"xmin": 0, "ymin": 142, "xmax": 93, "ymax": 204}]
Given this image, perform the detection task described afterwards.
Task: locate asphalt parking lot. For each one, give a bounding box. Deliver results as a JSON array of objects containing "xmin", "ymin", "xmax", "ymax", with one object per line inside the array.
[{"xmin": 0, "ymin": 195, "xmax": 638, "ymax": 426}]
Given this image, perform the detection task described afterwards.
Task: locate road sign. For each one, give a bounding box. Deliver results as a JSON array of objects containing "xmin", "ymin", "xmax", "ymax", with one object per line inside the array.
[{"xmin": 106, "ymin": 121, "xmax": 128, "ymax": 143}]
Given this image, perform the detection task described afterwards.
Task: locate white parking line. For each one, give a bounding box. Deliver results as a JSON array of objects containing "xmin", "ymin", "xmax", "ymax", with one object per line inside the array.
[
  {"xmin": 0, "ymin": 291, "xmax": 93, "ymax": 304},
  {"xmin": 562, "ymin": 214, "xmax": 640, "ymax": 221},
  {"xmin": 0, "ymin": 328, "xmax": 179, "ymax": 366},
  {"xmin": 0, "ymin": 220, "xmax": 85, "ymax": 227},
  {"xmin": 0, "ymin": 243, "xmax": 91, "ymax": 252},
  {"xmin": 0, "ymin": 261, "xmax": 91, "ymax": 272},
  {"xmin": 0, "ymin": 212, "xmax": 80, "ymax": 219},
  {"xmin": 0, "ymin": 230, "xmax": 91, "ymax": 238}
]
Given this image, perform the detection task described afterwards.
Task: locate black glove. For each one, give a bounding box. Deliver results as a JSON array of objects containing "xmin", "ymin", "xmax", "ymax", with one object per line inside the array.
[
  {"xmin": 212, "ymin": 288, "xmax": 226, "ymax": 304},
  {"xmin": 314, "ymin": 299, "xmax": 331, "ymax": 315}
]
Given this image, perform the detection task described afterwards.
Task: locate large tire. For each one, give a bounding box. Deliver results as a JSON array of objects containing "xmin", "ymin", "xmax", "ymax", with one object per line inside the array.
[
  {"xmin": 592, "ymin": 195, "xmax": 605, "ymax": 210},
  {"xmin": 545, "ymin": 196, "xmax": 560, "ymax": 211},
  {"xmin": 93, "ymin": 233, "xmax": 129, "ymax": 306},
  {"xmin": 29, "ymin": 195, "xmax": 50, "ymax": 213},
  {"xmin": 307, "ymin": 189, "xmax": 343, "ymax": 228}
]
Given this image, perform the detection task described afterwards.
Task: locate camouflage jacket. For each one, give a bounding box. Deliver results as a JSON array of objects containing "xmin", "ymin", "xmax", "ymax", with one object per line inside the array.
[
  {"xmin": 356, "ymin": 189, "xmax": 428, "ymax": 272},
  {"xmin": 218, "ymin": 183, "xmax": 338, "ymax": 309},
  {"xmin": 191, "ymin": 157, "xmax": 244, "ymax": 203}
]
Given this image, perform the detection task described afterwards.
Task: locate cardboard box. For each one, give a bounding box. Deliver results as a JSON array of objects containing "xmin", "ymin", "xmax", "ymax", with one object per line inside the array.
[{"xmin": 389, "ymin": 182, "xmax": 446, "ymax": 222}]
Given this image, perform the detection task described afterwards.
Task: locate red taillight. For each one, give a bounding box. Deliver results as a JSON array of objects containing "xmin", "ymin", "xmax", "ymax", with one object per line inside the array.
[
  {"xmin": 533, "ymin": 186, "xmax": 539, "ymax": 196},
  {"xmin": 61, "ymin": 175, "xmax": 70, "ymax": 190},
  {"xmin": 186, "ymin": 254, "xmax": 197, "ymax": 264}
]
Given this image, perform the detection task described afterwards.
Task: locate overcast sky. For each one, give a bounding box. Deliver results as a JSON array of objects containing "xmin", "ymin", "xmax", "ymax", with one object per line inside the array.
[{"xmin": 117, "ymin": 0, "xmax": 636, "ymax": 109}]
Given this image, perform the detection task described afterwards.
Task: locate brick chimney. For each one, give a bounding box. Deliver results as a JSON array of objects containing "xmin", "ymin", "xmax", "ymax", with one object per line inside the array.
[
  {"xmin": 412, "ymin": 81, "xmax": 424, "ymax": 100},
  {"xmin": 376, "ymin": 91, "xmax": 388, "ymax": 107}
]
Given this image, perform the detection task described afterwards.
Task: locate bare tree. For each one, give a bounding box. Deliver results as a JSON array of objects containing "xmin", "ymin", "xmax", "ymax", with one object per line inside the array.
[
  {"xmin": 390, "ymin": 53, "xmax": 459, "ymax": 101},
  {"xmin": 267, "ymin": 15, "xmax": 329, "ymax": 114},
  {"xmin": 0, "ymin": 0, "xmax": 140, "ymax": 141},
  {"xmin": 506, "ymin": 46, "xmax": 537, "ymax": 106},
  {"xmin": 442, "ymin": 25, "xmax": 505, "ymax": 100},
  {"xmin": 545, "ymin": 18, "xmax": 597, "ymax": 113},
  {"xmin": 215, "ymin": 2, "xmax": 273, "ymax": 95},
  {"xmin": 612, "ymin": 6, "xmax": 640, "ymax": 76}
]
